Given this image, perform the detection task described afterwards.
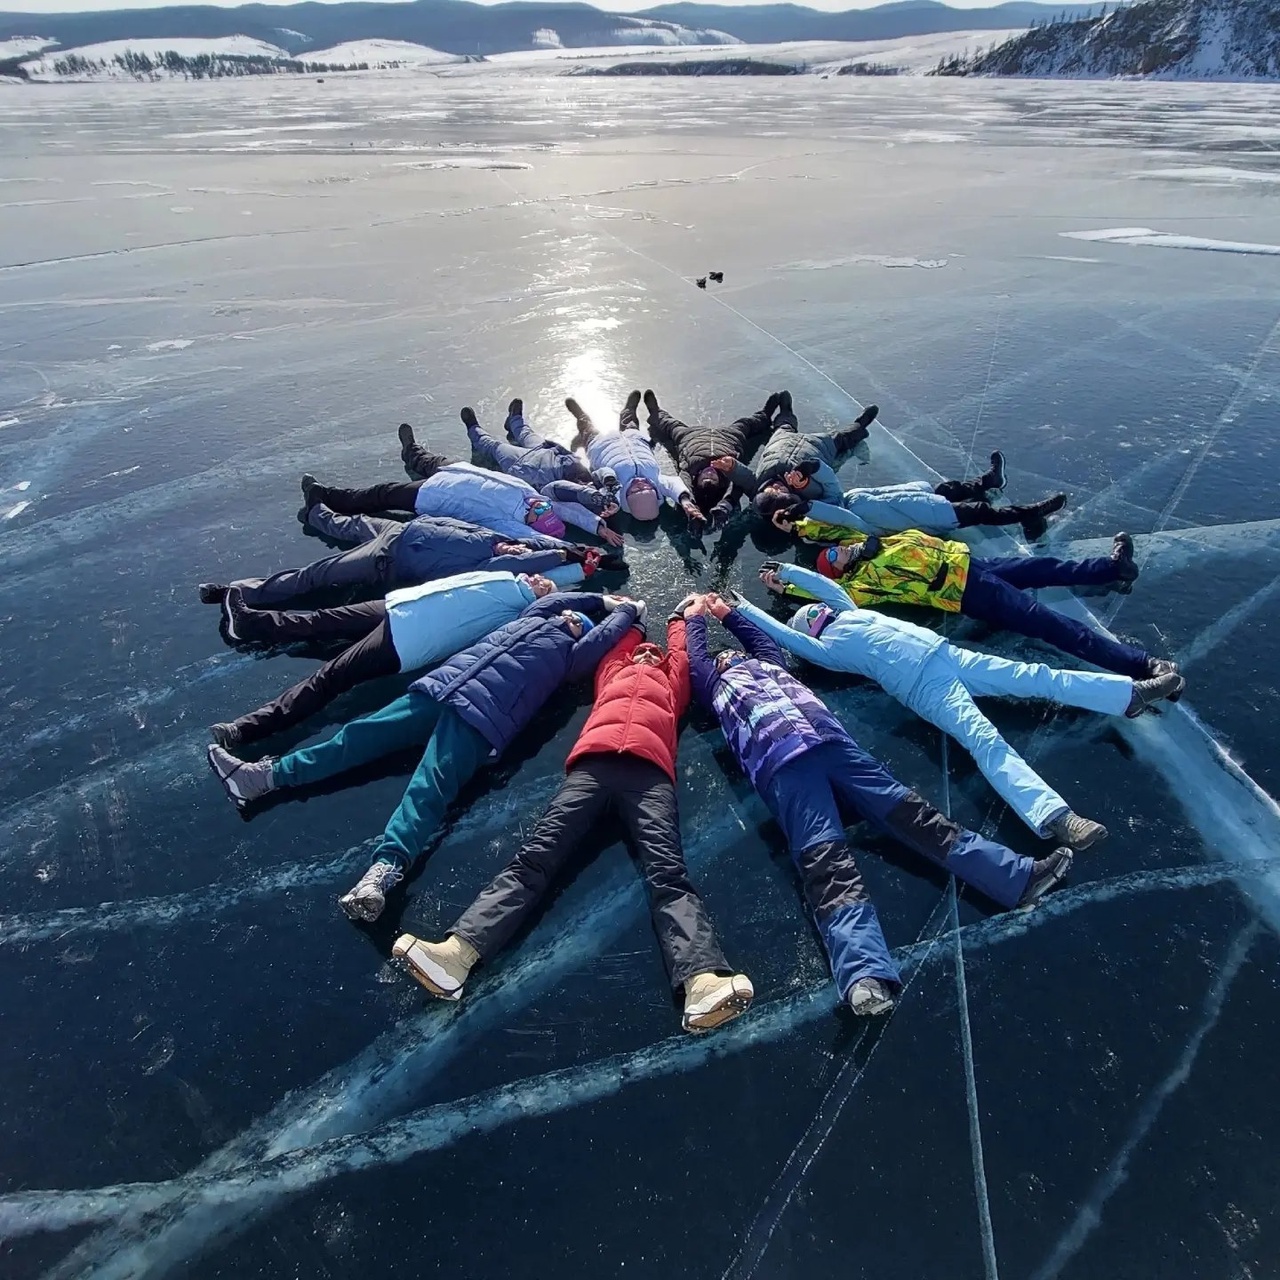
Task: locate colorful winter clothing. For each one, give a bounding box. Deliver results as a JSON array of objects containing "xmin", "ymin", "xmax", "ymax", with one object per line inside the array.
[
  {"xmin": 686, "ymin": 611, "xmax": 1035, "ymax": 999},
  {"xmin": 444, "ymin": 621, "xmax": 731, "ymax": 993},
  {"xmin": 270, "ymin": 594, "xmax": 639, "ymax": 870},
  {"xmin": 737, "ymin": 564, "xmax": 1135, "ymax": 837},
  {"xmin": 567, "ymin": 620, "xmax": 689, "ymax": 782}
]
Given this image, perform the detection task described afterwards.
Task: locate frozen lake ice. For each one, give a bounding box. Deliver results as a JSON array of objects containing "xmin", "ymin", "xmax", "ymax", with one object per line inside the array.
[{"xmin": 2, "ymin": 69, "xmax": 1280, "ymax": 1280}]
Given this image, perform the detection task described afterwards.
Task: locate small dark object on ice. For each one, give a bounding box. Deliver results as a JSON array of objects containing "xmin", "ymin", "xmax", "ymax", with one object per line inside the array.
[
  {"xmin": 709, "ymin": 271, "xmax": 724, "ymax": 283},
  {"xmin": 695, "ymin": 277, "xmax": 707, "ymax": 289}
]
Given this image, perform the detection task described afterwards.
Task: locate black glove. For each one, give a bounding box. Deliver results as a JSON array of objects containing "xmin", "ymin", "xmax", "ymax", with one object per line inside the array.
[
  {"xmin": 709, "ymin": 502, "xmax": 733, "ymax": 531},
  {"xmin": 852, "ymin": 535, "xmax": 883, "ymax": 563},
  {"xmin": 565, "ymin": 545, "xmax": 591, "ymax": 564},
  {"xmin": 760, "ymin": 560, "xmax": 782, "ymax": 575},
  {"xmin": 784, "ymin": 500, "xmax": 812, "ymax": 523},
  {"xmin": 597, "ymin": 551, "xmax": 627, "ymax": 571}
]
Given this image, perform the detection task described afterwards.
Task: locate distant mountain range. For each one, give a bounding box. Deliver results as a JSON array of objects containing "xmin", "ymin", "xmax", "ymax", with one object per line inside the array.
[
  {"xmin": 934, "ymin": 0, "xmax": 1279, "ymax": 78},
  {"xmin": 0, "ymin": 0, "xmax": 1110, "ymax": 59}
]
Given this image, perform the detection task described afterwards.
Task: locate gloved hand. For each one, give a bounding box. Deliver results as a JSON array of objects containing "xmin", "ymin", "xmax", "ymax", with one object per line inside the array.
[
  {"xmin": 759, "ymin": 560, "xmax": 784, "ymax": 576},
  {"xmin": 669, "ymin": 592, "xmax": 700, "ymax": 622},
  {"xmin": 709, "ymin": 502, "xmax": 733, "ymax": 531},
  {"xmin": 596, "ymin": 551, "xmax": 627, "ymax": 571},
  {"xmin": 851, "ymin": 535, "xmax": 883, "ymax": 563}
]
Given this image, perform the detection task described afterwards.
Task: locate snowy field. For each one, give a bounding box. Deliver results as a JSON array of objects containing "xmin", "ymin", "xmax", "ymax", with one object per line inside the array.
[{"xmin": 2, "ymin": 71, "xmax": 1280, "ymax": 1280}]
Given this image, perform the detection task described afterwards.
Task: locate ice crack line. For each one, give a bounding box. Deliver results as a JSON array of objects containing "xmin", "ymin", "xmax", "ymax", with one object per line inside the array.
[{"xmin": 5, "ymin": 857, "xmax": 1275, "ymax": 1246}]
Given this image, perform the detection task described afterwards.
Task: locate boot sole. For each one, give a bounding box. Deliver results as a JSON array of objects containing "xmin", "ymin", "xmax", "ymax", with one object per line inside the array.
[
  {"xmin": 1067, "ymin": 824, "xmax": 1108, "ymax": 851},
  {"xmin": 205, "ymin": 745, "xmax": 249, "ymax": 812},
  {"xmin": 683, "ymin": 991, "xmax": 752, "ymax": 1034},
  {"xmin": 392, "ymin": 938, "xmax": 463, "ymax": 1001},
  {"xmin": 1018, "ymin": 853, "xmax": 1074, "ymax": 909},
  {"xmin": 338, "ymin": 892, "xmax": 383, "ymax": 924}
]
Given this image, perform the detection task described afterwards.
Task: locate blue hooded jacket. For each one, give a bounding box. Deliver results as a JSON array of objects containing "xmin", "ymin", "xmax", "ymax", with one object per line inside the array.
[{"xmin": 412, "ymin": 593, "xmax": 641, "ymax": 754}]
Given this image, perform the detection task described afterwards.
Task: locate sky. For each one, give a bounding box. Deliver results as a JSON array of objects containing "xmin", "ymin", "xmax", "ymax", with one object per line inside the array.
[{"xmin": 5, "ymin": 0, "xmax": 1030, "ymax": 17}]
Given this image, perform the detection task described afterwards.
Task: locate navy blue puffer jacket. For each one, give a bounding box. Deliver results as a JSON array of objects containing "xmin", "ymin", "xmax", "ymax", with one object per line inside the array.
[
  {"xmin": 391, "ymin": 516, "xmax": 569, "ymax": 584},
  {"xmin": 412, "ymin": 593, "xmax": 640, "ymax": 753}
]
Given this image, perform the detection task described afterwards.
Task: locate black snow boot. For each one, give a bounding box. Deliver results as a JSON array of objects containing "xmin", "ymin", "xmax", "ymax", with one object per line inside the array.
[
  {"xmin": 643, "ymin": 389, "xmax": 661, "ymax": 421},
  {"xmin": 1109, "ymin": 531, "xmax": 1138, "ymax": 592},
  {"xmin": 978, "ymin": 450, "xmax": 1007, "ymax": 495},
  {"xmin": 1016, "ymin": 492, "xmax": 1068, "ymax": 542},
  {"xmin": 199, "ymin": 583, "xmax": 229, "ymax": 605},
  {"xmin": 773, "ymin": 390, "xmax": 797, "ymax": 428},
  {"xmin": 504, "ymin": 398, "xmax": 523, "ymax": 436}
]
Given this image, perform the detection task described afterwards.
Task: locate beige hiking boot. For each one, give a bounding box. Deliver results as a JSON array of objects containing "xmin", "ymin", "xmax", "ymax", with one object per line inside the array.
[
  {"xmin": 681, "ymin": 971, "xmax": 754, "ymax": 1035},
  {"xmin": 392, "ymin": 933, "xmax": 480, "ymax": 1001}
]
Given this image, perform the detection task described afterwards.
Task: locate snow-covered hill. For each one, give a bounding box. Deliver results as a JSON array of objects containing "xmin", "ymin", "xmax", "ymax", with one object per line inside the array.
[
  {"xmin": 302, "ymin": 40, "xmax": 461, "ymax": 68},
  {"xmin": 938, "ymin": 0, "xmax": 1280, "ymax": 80}
]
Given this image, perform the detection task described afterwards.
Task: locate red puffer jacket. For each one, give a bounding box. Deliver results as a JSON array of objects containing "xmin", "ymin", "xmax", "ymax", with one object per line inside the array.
[{"xmin": 566, "ymin": 618, "xmax": 690, "ymax": 782}]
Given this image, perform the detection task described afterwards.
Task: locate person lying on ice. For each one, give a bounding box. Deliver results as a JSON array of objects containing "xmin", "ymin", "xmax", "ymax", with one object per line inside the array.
[
  {"xmin": 302, "ymin": 446, "xmax": 624, "ymax": 550},
  {"xmin": 207, "ymin": 593, "xmax": 643, "ymax": 922},
  {"xmin": 209, "ymin": 561, "xmax": 595, "ymax": 749},
  {"xmin": 198, "ymin": 503, "xmax": 621, "ymax": 610},
  {"xmin": 685, "ymin": 592, "xmax": 1073, "ymax": 1016},
  {"xmin": 392, "ymin": 605, "xmax": 754, "ymax": 1034},
  {"xmin": 641, "ymin": 387, "xmax": 772, "ymax": 529},
  {"xmin": 461, "ymin": 396, "xmax": 617, "ymax": 495},
  {"xmin": 563, "ymin": 390, "xmax": 706, "ymax": 532},
  {"xmin": 782, "ymin": 529, "xmax": 1182, "ymax": 684},
  {"xmin": 755, "ymin": 451, "xmax": 1068, "ymax": 543},
  {"xmin": 744, "ymin": 562, "xmax": 1185, "ymax": 850},
  {"xmin": 752, "ymin": 389, "xmax": 879, "ymax": 501}
]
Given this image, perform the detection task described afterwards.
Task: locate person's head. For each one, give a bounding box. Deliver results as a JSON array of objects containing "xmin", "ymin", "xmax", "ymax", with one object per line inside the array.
[
  {"xmin": 715, "ymin": 649, "xmax": 748, "ymax": 674},
  {"xmin": 560, "ymin": 610, "xmax": 595, "ymax": 639},
  {"xmin": 815, "ymin": 545, "xmax": 856, "ymax": 579},
  {"xmin": 631, "ymin": 642, "xmax": 666, "ymax": 667},
  {"xmin": 790, "ymin": 602, "xmax": 835, "ymax": 638},
  {"xmin": 523, "ymin": 573, "xmax": 556, "ymax": 597},
  {"xmin": 524, "ymin": 496, "xmax": 566, "ymax": 538},
  {"xmin": 754, "ymin": 485, "xmax": 807, "ymax": 532},
  {"xmin": 693, "ymin": 465, "xmax": 729, "ymax": 510},
  {"xmin": 625, "ymin": 476, "xmax": 660, "ymax": 522}
]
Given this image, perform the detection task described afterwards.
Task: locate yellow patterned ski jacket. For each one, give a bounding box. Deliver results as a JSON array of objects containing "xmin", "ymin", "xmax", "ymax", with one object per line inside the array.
[{"xmin": 793, "ymin": 519, "xmax": 971, "ymax": 612}]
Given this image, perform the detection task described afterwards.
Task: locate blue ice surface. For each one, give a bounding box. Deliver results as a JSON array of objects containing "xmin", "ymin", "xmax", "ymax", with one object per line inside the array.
[{"xmin": 2, "ymin": 72, "xmax": 1280, "ymax": 1280}]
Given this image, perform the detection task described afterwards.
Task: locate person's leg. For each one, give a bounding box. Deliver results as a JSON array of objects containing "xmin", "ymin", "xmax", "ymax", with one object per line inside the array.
[
  {"xmin": 312, "ymin": 480, "xmax": 424, "ymax": 516},
  {"xmin": 226, "ymin": 616, "xmax": 401, "ymax": 745},
  {"xmin": 915, "ymin": 661, "xmax": 1070, "ymax": 837},
  {"xmin": 762, "ymin": 748, "xmax": 898, "ymax": 996},
  {"xmin": 272, "ymin": 691, "xmax": 440, "ymax": 790},
  {"xmin": 506, "ymin": 412, "xmax": 547, "ymax": 450},
  {"xmin": 234, "ymin": 532, "xmax": 400, "ymax": 607},
  {"xmin": 565, "ymin": 396, "xmax": 601, "ymax": 446},
  {"xmin": 230, "ymin": 599, "xmax": 386, "ymax": 646},
  {"xmin": 305, "ymin": 504, "xmax": 400, "ymax": 546},
  {"xmin": 825, "ymin": 738, "xmax": 1033, "ymax": 908},
  {"xmin": 372, "ymin": 706, "xmax": 493, "ymax": 869},
  {"xmin": 614, "ymin": 759, "xmax": 730, "ymax": 992},
  {"xmin": 977, "ymin": 555, "xmax": 1121, "ymax": 591},
  {"xmin": 950, "ymin": 643, "xmax": 1134, "ymax": 715},
  {"xmin": 962, "ymin": 569, "xmax": 1152, "ymax": 678},
  {"xmin": 467, "ymin": 420, "xmax": 528, "ymax": 473},
  {"xmin": 731, "ymin": 405, "xmax": 774, "ymax": 450},
  {"xmin": 450, "ymin": 763, "xmax": 612, "ymax": 959},
  {"xmin": 646, "ymin": 406, "xmax": 685, "ymax": 452}
]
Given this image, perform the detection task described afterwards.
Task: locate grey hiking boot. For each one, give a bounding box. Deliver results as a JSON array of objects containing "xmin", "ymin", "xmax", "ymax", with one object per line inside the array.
[
  {"xmin": 682, "ymin": 971, "xmax": 754, "ymax": 1034},
  {"xmin": 206, "ymin": 744, "xmax": 274, "ymax": 811},
  {"xmin": 1018, "ymin": 847, "xmax": 1074, "ymax": 907},
  {"xmin": 199, "ymin": 582, "xmax": 228, "ymax": 605},
  {"xmin": 1126, "ymin": 670, "xmax": 1186, "ymax": 718},
  {"xmin": 300, "ymin": 473, "xmax": 323, "ymax": 512},
  {"xmin": 980, "ymin": 449, "xmax": 1007, "ymax": 495},
  {"xmin": 210, "ymin": 721, "xmax": 243, "ymax": 750},
  {"xmin": 338, "ymin": 859, "xmax": 405, "ymax": 923},
  {"xmin": 1148, "ymin": 657, "xmax": 1184, "ymax": 701},
  {"xmin": 847, "ymin": 976, "xmax": 896, "ymax": 1016},
  {"xmin": 1047, "ymin": 810, "xmax": 1108, "ymax": 850}
]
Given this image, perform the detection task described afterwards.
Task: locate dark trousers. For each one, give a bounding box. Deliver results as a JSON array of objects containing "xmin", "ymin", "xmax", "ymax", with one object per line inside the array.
[
  {"xmin": 236, "ymin": 525, "xmax": 401, "ymax": 608},
  {"xmin": 762, "ymin": 739, "xmax": 1034, "ymax": 997},
  {"xmin": 951, "ymin": 499, "xmax": 1054, "ymax": 528},
  {"xmin": 962, "ymin": 557, "xmax": 1151, "ymax": 678},
  {"xmin": 451, "ymin": 755, "xmax": 729, "ymax": 992},
  {"xmin": 317, "ymin": 480, "xmax": 425, "ymax": 516},
  {"xmin": 229, "ymin": 601, "xmax": 400, "ymax": 744}
]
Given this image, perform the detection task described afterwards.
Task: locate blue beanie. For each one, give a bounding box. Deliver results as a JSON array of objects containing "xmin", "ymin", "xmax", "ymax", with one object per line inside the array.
[{"xmin": 570, "ymin": 611, "xmax": 594, "ymax": 634}]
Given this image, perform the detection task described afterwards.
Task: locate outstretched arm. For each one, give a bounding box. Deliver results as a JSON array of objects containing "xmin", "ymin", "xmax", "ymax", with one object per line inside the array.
[
  {"xmin": 665, "ymin": 617, "xmax": 692, "ymax": 718},
  {"xmin": 721, "ymin": 607, "xmax": 787, "ymax": 667},
  {"xmin": 732, "ymin": 599, "xmax": 834, "ymax": 667},
  {"xmin": 773, "ymin": 563, "xmax": 857, "ymax": 613},
  {"xmin": 542, "ymin": 478, "xmax": 611, "ymax": 516},
  {"xmin": 804, "ymin": 499, "xmax": 872, "ymax": 536},
  {"xmin": 684, "ymin": 613, "xmax": 719, "ymax": 711},
  {"xmin": 566, "ymin": 602, "xmax": 641, "ymax": 683}
]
